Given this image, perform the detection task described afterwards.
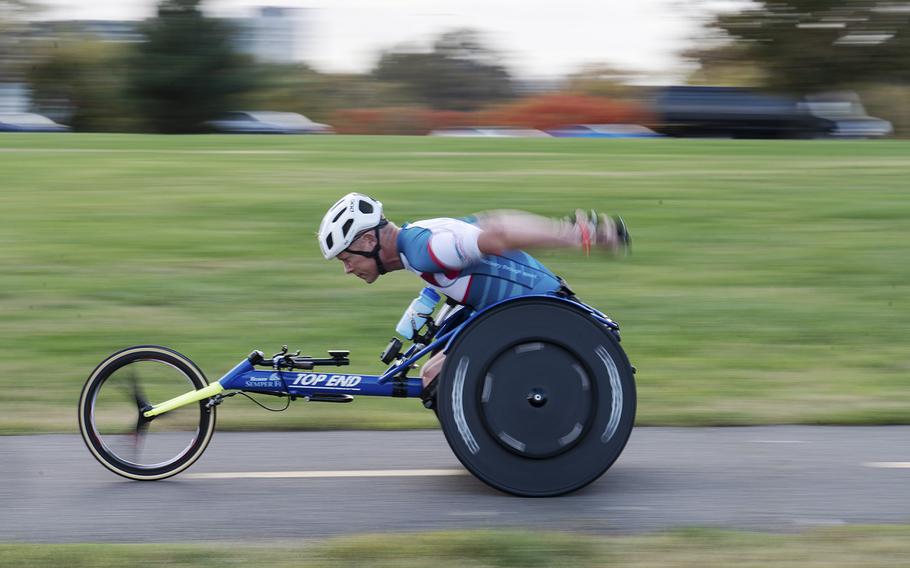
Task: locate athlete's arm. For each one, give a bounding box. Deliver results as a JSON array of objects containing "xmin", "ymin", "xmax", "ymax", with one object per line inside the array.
[
  {"xmin": 420, "ymin": 210, "xmax": 623, "ymax": 273},
  {"xmin": 475, "ymin": 210, "xmax": 597, "ymax": 256}
]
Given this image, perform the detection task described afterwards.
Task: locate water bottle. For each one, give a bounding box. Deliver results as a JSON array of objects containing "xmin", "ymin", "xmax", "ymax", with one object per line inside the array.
[{"xmin": 395, "ymin": 287, "xmax": 441, "ymax": 339}]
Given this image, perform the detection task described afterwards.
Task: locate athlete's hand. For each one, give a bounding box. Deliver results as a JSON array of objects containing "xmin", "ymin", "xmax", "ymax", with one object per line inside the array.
[
  {"xmin": 572, "ymin": 210, "xmax": 630, "ymax": 256},
  {"xmin": 609, "ymin": 215, "xmax": 631, "ymax": 256}
]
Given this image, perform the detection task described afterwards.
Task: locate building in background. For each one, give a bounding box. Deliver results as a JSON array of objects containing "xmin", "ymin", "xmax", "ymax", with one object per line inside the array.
[
  {"xmin": 0, "ymin": 83, "xmax": 30, "ymax": 114},
  {"xmin": 229, "ymin": 6, "xmax": 308, "ymax": 64},
  {"xmin": 29, "ymin": 19, "xmax": 146, "ymax": 43},
  {"xmin": 26, "ymin": 5, "xmax": 306, "ymax": 64},
  {"xmin": 0, "ymin": 6, "xmax": 307, "ymax": 113}
]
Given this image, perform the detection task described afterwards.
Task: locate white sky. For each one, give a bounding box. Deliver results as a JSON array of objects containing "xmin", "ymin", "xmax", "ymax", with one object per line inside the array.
[{"xmin": 36, "ymin": 0, "xmax": 743, "ymax": 80}]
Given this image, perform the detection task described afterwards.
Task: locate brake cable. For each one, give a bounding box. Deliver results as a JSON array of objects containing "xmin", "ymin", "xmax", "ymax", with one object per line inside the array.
[{"xmin": 235, "ymin": 391, "xmax": 292, "ymax": 412}]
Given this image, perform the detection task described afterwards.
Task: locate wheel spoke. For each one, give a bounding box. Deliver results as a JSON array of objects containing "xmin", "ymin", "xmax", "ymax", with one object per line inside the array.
[
  {"xmin": 126, "ymin": 369, "xmax": 151, "ymax": 412},
  {"xmin": 128, "ymin": 369, "xmax": 153, "ymax": 462},
  {"xmin": 131, "ymin": 427, "xmax": 147, "ymax": 462}
]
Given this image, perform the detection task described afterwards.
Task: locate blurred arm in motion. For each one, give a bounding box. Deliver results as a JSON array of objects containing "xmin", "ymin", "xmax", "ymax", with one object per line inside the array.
[{"xmin": 475, "ymin": 209, "xmax": 625, "ymax": 256}]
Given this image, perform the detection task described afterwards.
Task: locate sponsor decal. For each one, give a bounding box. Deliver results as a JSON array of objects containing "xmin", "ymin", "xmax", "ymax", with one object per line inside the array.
[
  {"xmin": 479, "ymin": 258, "xmax": 540, "ymax": 282},
  {"xmin": 290, "ymin": 373, "xmax": 362, "ymax": 388},
  {"xmin": 453, "ymin": 356, "xmax": 480, "ymax": 454},
  {"xmin": 596, "ymin": 345, "xmax": 623, "ymax": 444},
  {"xmin": 244, "ymin": 375, "xmax": 283, "ymax": 389}
]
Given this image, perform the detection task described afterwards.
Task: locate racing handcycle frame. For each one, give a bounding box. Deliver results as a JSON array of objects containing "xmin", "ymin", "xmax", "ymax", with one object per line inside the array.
[
  {"xmin": 79, "ymin": 293, "xmax": 634, "ymax": 496},
  {"xmin": 141, "ymin": 294, "xmax": 621, "ymax": 417}
]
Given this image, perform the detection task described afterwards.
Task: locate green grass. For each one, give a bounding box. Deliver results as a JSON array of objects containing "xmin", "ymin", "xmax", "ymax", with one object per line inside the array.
[
  {"xmin": 3, "ymin": 527, "xmax": 910, "ymax": 567},
  {"xmin": 2, "ymin": 134, "xmax": 909, "ymax": 432}
]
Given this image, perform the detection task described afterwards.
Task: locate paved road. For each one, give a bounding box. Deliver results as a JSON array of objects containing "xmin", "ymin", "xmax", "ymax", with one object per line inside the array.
[{"xmin": 1, "ymin": 427, "xmax": 908, "ymax": 543}]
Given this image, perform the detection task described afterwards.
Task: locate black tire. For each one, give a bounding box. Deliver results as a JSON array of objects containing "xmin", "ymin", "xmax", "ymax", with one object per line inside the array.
[
  {"xmin": 436, "ymin": 298, "xmax": 636, "ymax": 497},
  {"xmin": 78, "ymin": 346, "xmax": 216, "ymax": 480}
]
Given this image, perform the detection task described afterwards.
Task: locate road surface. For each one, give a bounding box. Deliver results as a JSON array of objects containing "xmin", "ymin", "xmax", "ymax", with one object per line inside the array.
[{"xmin": 1, "ymin": 427, "xmax": 908, "ymax": 542}]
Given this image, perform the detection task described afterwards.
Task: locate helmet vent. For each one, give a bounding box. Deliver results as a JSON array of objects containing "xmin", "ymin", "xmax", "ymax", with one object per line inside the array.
[
  {"xmin": 358, "ymin": 200, "xmax": 373, "ymax": 214},
  {"xmin": 342, "ymin": 219, "xmax": 354, "ymax": 236},
  {"xmin": 332, "ymin": 208, "xmax": 345, "ymax": 223},
  {"xmin": 325, "ymin": 234, "xmax": 334, "ymax": 250}
]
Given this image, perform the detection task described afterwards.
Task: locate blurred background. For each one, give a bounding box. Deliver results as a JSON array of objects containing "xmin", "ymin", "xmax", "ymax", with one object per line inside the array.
[
  {"xmin": 1, "ymin": 0, "xmax": 908, "ymax": 434},
  {"xmin": 0, "ymin": 0, "xmax": 907, "ymax": 136},
  {"xmin": 2, "ymin": 4, "xmax": 910, "ymax": 563}
]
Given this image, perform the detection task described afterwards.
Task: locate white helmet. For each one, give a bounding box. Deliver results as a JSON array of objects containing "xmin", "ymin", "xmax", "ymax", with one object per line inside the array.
[{"xmin": 317, "ymin": 193, "xmax": 384, "ymax": 260}]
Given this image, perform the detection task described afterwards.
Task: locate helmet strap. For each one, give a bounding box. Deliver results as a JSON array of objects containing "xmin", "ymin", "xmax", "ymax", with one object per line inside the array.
[{"xmin": 346, "ymin": 219, "xmax": 389, "ymax": 275}]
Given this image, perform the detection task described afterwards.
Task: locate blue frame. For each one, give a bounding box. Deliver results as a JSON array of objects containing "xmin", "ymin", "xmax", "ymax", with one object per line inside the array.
[
  {"xmin": 214, "ymin": 294, "xmax": 618, "ymax": 400},
  {"xmin": 215, "ymin": 326, "xmax": 462, "ymax": 399}
]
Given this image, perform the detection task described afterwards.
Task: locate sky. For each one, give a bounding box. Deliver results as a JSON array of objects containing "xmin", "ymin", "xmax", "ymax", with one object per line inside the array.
[{"xmin": 36, "ymin": 0, "xmax": 744, "ymax": 81}]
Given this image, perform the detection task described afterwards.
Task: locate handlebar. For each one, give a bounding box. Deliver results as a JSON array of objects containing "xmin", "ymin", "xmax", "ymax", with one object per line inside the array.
[
  {"xmin": 287, "ymin": 355, "xmax": 350, "ymax": 370},
  {"xmin": 248, "ymin": 349, "xmax": 350, "ymax": 370},
  {"xmin": 245, "ymin": 295, "xmax": 462, "ymax": 372}
]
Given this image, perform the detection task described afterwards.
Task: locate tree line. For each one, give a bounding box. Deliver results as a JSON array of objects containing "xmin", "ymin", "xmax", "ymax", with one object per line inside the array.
[
  {"xmin": 20, "ymin": 0, "xmax": 520, "ymax": 133},
  {"xmin": 4, "ymin": 0, "xmax": 908, "ymax": 134}
]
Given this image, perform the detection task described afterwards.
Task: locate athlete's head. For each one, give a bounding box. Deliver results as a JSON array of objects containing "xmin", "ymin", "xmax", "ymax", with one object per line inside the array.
[{"xmin": 318, "ymin": 193, "xmax": 388, "ymax": 283}]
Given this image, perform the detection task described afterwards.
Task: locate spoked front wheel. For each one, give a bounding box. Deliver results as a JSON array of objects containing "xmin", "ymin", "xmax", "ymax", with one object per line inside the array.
[{"xmin": 78, "ymin": 346, "xmax": 216, "ymax": 480}]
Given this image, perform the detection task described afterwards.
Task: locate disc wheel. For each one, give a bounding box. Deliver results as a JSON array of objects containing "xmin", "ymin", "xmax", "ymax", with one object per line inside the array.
[
  {"xmin": 436, "ymin": 298, "xmax": 636, "ymax": 497},
  {"xmin": 78, "ymin": 346, "xmax": 216, "ymax": 480}
]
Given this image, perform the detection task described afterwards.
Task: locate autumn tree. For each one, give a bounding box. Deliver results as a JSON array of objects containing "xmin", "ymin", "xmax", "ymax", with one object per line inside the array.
[
  {"xmin": 373, "ymin": 28, "xmax": 515, "ymax": 111},
  {"xmin": 694, "ymin": 0, "xmax": 910, "ymax": 93},
  {"xmin": 129, "ymin": 0, "xmax": 253, "ymax": 132}
]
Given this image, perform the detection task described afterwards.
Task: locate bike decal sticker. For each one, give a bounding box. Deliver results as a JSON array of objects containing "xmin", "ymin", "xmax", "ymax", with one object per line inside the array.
[
  {"xmin": 558, "ymin": 422, "xmax": 584, "ymax": 447},
  {"xmin": 244, "ymin": 375, "xmax": 284, "ymax": 389},
  {"xmin": 572, "ymin": 363, "xmax": 590, "ymax": 391},
  {"xmin": 498, "ymin": 431, "xmax": 526, "ymax": 452},
  {"xmin": 453, "ymin": 356, "xmax": 480, "ymax": 454},
  {"xmin": 289, "ymin": 373, "xmax": 362, "ymax": 388},
  {"xmin": 481, "ymin": 373, "xmax": 493, "ymax": 403},
  {"xmin": 596, "ymin": 345, "xmax": 623, "ymax": 444}
]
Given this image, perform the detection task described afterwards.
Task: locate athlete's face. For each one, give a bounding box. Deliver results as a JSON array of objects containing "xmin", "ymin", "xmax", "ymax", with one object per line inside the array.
[{"xmin": 336, "ymin": 234, "xmax": 379, "ymax": 283}]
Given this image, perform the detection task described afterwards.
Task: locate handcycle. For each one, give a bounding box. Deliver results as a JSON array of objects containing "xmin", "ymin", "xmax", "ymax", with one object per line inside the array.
[{"xmin": 78, "ymin": 292, "xmax": 636, "ymax": 497}]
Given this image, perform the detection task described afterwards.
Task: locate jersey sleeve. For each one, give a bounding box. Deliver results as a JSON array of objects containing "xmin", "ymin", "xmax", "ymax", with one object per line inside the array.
[
  {"xmin": 398, "ymin": 218, "xmax": 483, "ymax": 274},
  {"xmin": 426, "ymin": 225, "xmax": 483, "ymax": 271}
]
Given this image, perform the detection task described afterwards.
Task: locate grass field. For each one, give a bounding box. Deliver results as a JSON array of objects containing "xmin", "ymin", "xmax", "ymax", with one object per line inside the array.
[
  {"xmin": 1, "ymin": 134, "xmax": 908, "ymax": 432},
  {"xmin": 3, "ymin": 527, "xmax": 910, "ymax": 567}
]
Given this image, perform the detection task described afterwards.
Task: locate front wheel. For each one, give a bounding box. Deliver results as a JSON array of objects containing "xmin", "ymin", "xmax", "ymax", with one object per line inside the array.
[{"xmin": 78, "ymin": 346, "xmax": 216, "ymax": 480}]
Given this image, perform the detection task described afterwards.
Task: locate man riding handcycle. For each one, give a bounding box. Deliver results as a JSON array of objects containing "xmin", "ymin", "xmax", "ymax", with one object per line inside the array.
[
  {"xmin": 318, "ymin": 193, "xmax": 629, "ymax": 406},
  {"xmin": 78, "ymin": 193, "xmax": 636, "ymax": 496}
]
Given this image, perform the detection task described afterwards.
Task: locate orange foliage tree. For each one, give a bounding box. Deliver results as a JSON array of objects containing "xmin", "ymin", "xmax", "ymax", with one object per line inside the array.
[
  {"xmin": 330, "ymin": 94, "xmax": 655, "ymax": 135},
  {"xmin": 479, "ymin": 94, "xmax": 654, "ymax": 130}
]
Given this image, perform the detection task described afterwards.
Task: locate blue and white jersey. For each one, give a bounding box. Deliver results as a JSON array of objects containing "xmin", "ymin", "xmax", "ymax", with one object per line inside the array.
[{"xmin": 396, "ymin": 217, "xmax": 562, "ymax": 310}]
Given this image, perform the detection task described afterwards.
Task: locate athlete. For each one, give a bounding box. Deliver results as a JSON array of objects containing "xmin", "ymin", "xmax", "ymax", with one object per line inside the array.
[{"xmin": 317, "ymin": 193, "xmax": 629, "ymax": 407}]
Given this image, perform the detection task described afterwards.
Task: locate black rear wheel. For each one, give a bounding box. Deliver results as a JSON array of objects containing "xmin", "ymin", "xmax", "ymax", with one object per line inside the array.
[{"xmin": 436, "ymin": 298, "xmax": 636, "ymax": 496}]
